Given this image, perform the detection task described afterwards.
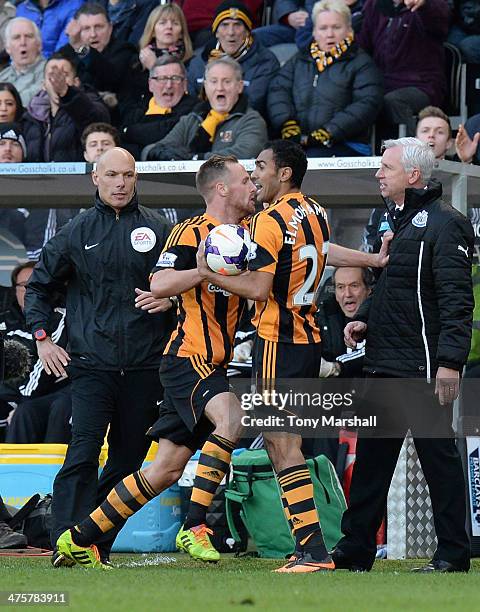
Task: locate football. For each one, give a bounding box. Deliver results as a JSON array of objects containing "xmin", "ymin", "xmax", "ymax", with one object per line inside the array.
[{"xmin": 204, "ymin": 224, "xmax": 251, "ymax": 276}]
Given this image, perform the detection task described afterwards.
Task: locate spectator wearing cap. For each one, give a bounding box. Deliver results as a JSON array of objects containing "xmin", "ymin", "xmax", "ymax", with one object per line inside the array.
[
  {"xmin": 143, "ymin": 55, "xmax": 267, "ymax": 161},
  {"xmin": 60, "ymin": 3, "xmax": 139, "ymax": 123},
  {"xmin": 0, "ymin": 17, "xmax": 45, "ymax": 107},
  {"xmin": 23, "ymin": 53, "xmax": 110, "ymax": 162},
  {"xmin": 0, "ymin": 122, "xmax": 77, "ymax": 261},
  {"xmin": 268, "ymin": 0, "xmax": 383, "ymax": 157},
  {"xmin": 15, "ymin": 0, "xmax": 84, "ymax": 59},
  {"xmin": 0, "ymin": 121, "xmax": 26, "ymax": 162},
  {"xmin": 187, "ymin": 0, "xmax": 279, "ymax": 115},
  {"xmin": 121, "ymin": 56, "xmax": 196, "ymax": 159},
  {"xmin": 178, "ymin": 0, "xmax": 263, "ymax": 49},
  {"xmin": 357, "ymin": 0, "xmax": 449, "ymax": 139}
]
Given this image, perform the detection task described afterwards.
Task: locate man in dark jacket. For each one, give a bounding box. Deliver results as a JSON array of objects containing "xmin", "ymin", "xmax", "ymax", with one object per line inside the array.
[
  {"xmin": 317, "ymin": 267, "xmax": 372, "ymax": 379},
  {"xmin": 144, "ymin": 56, "xmax": 267, "ymax": 162},
  {"xmin": 24, "ymin": 53, "xmax": 110, "ymax": 162},
  {"xmin": 187, "ymin": 0, "xmax": 279, "ymax": 116},
  {"xmin": 24, "ymin": 147, "xmax": 174, "ymax": 567},
  {"xmin": 121, "ymin": 56, "xmax": 196, "ymax": 160},
  {"xmin": 357, "ymin": 0, "xmax": 449, "ymax": 137},
  {"xmin": 1, "ymin": 261, "xmax": 71, "ymax": 444},
  {"xmin": 448, "ymin": 0, "xmax": 480, "ymax": 64},
  {"xmin": 60, "ymin": 2, "xmax": 140, "ymax": 123},
  {"xmin": 334, "ymin": 137, "xmax": 474, "ymax": 573},
  {"xmin": 268, "ymin": 0, "xmax": 383, "ymax": 156}
]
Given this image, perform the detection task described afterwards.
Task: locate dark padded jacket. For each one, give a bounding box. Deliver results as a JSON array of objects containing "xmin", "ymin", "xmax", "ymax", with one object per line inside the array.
[
  {"xmin": 24, "ymin": 85, "xmax": 110, "ymax": 162},
  {"xmin": 315, "ymin": 293, "xmax": 365, "ymax": 378},
  {"xmin": 357, "ymin": 180, "xmax": 474, "ymax": 378},
  {"xmin": 267, "ymin": 43, "xmax": 383, "ymax": 143},
  {"xmin": 187, "ymin": 36, "xmax": 279, "ymax": 116},
  {"xmin": 121, "ymin": 93, "xmax": 197, "ymax": 159},
  {"xmin": 24, "ymin": 194, "xmax": 174, "ymax": 371}
]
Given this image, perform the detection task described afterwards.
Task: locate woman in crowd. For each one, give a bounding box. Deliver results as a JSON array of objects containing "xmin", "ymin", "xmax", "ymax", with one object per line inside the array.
[
  {"xmin": 268, "ymin": 0, "xmax": 383, "ymax": 157},
  {"xmin": 0, "ymin": 82, "xmax": 24, "ymax": 124},
  {"xmin": 138, "ymin": 3, "xmax": 193, "ymax": 71}
]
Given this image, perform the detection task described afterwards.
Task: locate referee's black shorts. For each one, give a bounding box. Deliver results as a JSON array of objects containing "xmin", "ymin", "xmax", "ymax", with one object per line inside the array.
[{"xmin": 147, "ymin": 354, "xmax": 230, "ymax": 452}]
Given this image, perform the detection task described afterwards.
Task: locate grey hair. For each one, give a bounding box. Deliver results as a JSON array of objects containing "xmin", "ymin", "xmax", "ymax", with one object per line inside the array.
[
  {"xmin": 5, "ymin": 17, "xmax": 42, "ymax": 48},
  {"xmin": 312, "ymin": 0, "xmax": 352, "ymax": 29},
  {"xmin": 382, "ymin": 137, "xmax": 435, "ymax": 182},
  {"xmin": 204, "ymin": 56, "xmax": 243, "ymax": 81},
  {"xmin": 149, "ymin": 56, "xmax": 186, "ymax": 78}
]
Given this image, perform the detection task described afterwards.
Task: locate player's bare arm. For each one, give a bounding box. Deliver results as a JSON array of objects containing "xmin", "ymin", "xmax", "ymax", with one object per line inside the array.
[
  {"xmin": 150, "ymin": 268, "xmax": 202, "ymax": 298},
  {"xmin": 329, "ymin": 233, "xmax": 392, "ymax": 268},
  {"xmin": 196, "ymin": 241, "xmax": 273, "ymax": 301}
]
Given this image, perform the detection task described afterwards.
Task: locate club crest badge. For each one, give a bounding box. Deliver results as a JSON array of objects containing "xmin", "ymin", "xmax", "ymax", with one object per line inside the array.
[{"xmin": 412, "ymin": 210, "xmax": 428, "ymax": 228}]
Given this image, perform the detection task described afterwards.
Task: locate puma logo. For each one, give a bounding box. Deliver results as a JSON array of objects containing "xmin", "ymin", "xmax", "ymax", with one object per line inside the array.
[{"xmin": 458, "ymin": 244, "xmax": 469, "ymax": 258}]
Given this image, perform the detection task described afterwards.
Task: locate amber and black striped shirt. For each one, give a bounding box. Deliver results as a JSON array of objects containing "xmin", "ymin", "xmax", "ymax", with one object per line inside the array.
[
  {"xmin": 152, "ymin": 214, "xmax": 245, "ymax": 366},
  {"xmin": 249, "ymin": 192, "xmax": 330, "ymax": 344}
]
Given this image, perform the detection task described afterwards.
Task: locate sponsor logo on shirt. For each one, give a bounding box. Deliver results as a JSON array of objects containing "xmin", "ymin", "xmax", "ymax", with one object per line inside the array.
[{"xmin": 131, "ymin": 227, "xmax": 157, "ymax": 252}]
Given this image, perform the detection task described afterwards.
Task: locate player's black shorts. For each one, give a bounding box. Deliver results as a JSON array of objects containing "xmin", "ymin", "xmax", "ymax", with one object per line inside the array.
[
  {"xmin": 147, "ymin": 354, "xmax": 230, "ymax": 452},
  {"xmin": 252, "ymin": 336, "xmax": 321, "ymax": 383}
]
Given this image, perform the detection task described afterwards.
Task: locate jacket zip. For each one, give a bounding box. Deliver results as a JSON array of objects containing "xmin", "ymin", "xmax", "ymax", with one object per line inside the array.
[{"xmin": 416, "ymin": 240, "xmax": 431, "ymax": 381}]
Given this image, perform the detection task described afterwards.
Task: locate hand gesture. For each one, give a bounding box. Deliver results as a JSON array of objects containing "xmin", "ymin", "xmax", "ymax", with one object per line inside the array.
[
  {"xmin": 139, "ymin": 46, "xmax": 157, "ymax": 71},
  {"xmin": 287, "ymin": 10, "xmax": 309, "ymax": 29},
  {"xmin": 455, "ymin": 124, "xmax": 480, "ymax": 164},
  {"xmin": 344, "ymin": 321, "xmax": 367, "ymax": 349},
  {"xmin": 47, "ymin": 65, "xmax": 69, "ymax": 98},
  {"xmin": 435, "ymin": 366, "xmax": 460, "ymax": 406},
  {"xmin": 375, "ymin": 231, "xmax": 393, "ymax": 267},
  {"xmin": 196, "ymin": 240, "xmax": 210, "ymax": 280},
  {"xmin": 37, "ymin": 338, "xmax": 71, "ymax": 378},
  {"xmin": 66, "ymin": 17, "xmax": 82, "ymax": 50},
  {"xmin": 403, "ymin": 0, "xmax": 425, "ymax": 12},
  {"xmin": 134, "ymin": 288, "xmax": 173, "ymax": 313}
]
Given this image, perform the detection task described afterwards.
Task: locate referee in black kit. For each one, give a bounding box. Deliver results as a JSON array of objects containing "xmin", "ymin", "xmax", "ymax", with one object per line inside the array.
[{"xmin": 24, "ymin": 148, "xmax": 174, "ymax": 566}]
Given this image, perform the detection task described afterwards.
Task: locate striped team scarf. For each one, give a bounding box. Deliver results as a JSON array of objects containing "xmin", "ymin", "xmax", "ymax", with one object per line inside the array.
[{"xmin": 310, "ymin": 34, "xmax": 354, "ymax": 73}]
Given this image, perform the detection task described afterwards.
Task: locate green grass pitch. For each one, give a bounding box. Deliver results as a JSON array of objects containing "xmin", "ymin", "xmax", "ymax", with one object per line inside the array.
[{"xmin": 0, "ymin": 555, "xmax": 479, "ymax": 611}]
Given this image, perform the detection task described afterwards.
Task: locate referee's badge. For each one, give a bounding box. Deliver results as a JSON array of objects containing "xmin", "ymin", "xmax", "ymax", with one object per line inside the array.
[{"xmin": 131, "ymin": 227, "xmax": 157, "ymax": 252}]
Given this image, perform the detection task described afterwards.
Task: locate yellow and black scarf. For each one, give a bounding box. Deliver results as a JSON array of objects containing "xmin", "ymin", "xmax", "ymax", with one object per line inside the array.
[
  {"xmin": 209, "ymin": 32, "xmax": 254, "ymax": 62},
  {"xmin": 310, "ymin": 34, "xmax": 354, "ymax": 73}
]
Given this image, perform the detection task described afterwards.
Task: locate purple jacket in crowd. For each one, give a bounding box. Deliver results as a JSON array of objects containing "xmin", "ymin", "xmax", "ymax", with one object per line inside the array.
[{"xmin": 357, "ymin": 0, "xmax": 450, "ymax": 107}]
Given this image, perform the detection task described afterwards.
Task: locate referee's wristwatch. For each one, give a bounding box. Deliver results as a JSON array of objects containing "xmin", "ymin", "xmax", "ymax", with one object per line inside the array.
[{"xmin": 34, "ymin": 329, "xmax": 48, "ymax": 342}]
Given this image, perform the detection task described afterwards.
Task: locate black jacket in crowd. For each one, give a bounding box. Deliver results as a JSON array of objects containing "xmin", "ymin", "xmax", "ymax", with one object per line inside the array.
[
  {"xmin": 121, "ymin": 93, "xmax": 197, "ymax": 159},
  {"xmin": 267, "ymin": 43, "xmax": 383, "ymax": 144},
  {"xmin": 315, "ymin": 292, "xmax": 365, "ymax": 378},
  {"xmin": 357, "ymin": 180, "xmax": 474, "ymax": 378},
  {"xmin": 24, "ymin": 84, "xmax": 110, "ymax": 162},
  {"xmin": 59, "ymin": 36, "xmax": 140, "ymax": 104},
  {"xmin": 24, "ymin": 193, "xmax": 174, "ymax": 371}
]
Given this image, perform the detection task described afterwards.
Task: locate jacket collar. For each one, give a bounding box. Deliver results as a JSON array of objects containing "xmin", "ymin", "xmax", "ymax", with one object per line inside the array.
[
  {"xmin": 94, "ymin": 190, "xmax": 139, "ymax": 215},
  {"xmin": 382, "ymin": 179, "xmax": 442, "ymax": 214},
  {"xmin": 192, "ymin": 92, "xmax": 249, "ymax": 118},
  {"xmin": 403, "ymin": 179, "xmax": 443, "ymax": 211}
]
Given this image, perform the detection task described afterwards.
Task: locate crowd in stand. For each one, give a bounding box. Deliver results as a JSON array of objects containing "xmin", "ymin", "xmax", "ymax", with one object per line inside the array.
[{"xmin": 1, "ymin": 0, "xmax": 480, "ymax": 445}]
